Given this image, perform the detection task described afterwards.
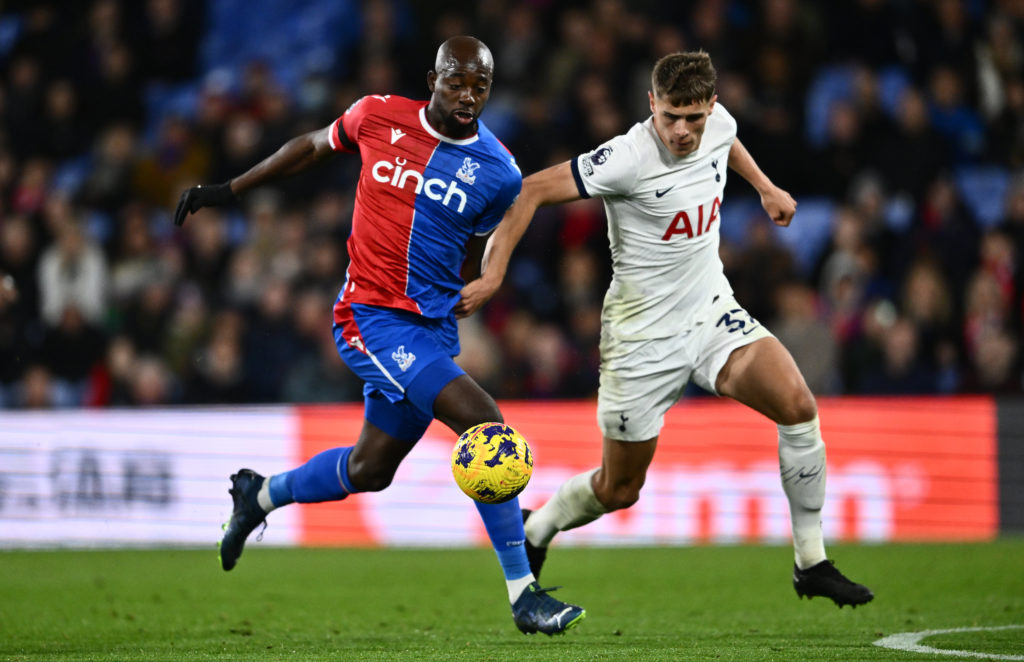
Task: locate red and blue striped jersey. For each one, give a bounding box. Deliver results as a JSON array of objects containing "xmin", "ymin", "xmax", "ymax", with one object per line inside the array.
[{"xmin": 329, "ymin": 95, "xmax": 521, "ymax": 321}]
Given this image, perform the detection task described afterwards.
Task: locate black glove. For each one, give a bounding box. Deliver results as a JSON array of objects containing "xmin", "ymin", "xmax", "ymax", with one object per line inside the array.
[{"xmin": 173, "ymin": 182, "xmax": 237, "ymax": 226}]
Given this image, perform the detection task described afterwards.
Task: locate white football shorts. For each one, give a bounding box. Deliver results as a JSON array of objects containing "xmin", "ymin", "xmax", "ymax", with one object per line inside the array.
[{"xmin": 597, "ymin": 292, "xmax": 773, "ymax": 441}]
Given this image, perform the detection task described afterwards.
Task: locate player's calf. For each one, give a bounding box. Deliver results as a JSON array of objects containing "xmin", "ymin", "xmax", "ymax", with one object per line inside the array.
[{"xmin": 521, "ymin": 509, "xmax": 548, "ymax": 579}]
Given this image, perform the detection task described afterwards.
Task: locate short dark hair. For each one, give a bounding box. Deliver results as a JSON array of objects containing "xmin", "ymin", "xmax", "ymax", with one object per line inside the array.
[{"xmin": 651, "ymin": 51, "xmax": 717, "ymax": 106}]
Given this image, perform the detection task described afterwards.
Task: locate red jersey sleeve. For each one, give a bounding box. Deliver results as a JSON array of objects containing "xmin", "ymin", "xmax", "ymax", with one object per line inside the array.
[{"xmin": 329, "ymin": 95, "xmax": 393, "ymax": 153}]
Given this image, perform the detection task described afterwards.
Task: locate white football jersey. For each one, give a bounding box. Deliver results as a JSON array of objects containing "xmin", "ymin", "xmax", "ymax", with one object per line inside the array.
[{"xmin": 572, "ymin": 103, "xmax": 737, "ymax": 340}]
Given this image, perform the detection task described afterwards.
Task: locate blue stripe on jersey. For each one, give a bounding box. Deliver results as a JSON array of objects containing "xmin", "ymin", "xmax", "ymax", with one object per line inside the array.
[{"xmin": 404, "ymin": 122, "xmax": 520, "ymax": 318}]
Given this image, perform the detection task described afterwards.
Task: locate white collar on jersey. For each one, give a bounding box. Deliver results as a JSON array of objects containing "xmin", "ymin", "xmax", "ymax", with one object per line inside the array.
[{"xmin": 419, "ymin": 106, "xmax": 480, "ymax": 145}]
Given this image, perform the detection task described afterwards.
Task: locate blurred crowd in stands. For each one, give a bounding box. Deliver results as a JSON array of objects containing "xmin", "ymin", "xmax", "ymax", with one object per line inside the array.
[{"xmin": 0, "ymin": 0, "xmax": 1022, "ymax": 409}]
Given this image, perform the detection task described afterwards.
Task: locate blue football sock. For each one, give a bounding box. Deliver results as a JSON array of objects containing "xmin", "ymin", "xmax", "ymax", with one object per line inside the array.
[
  {"xmin": 475, "ymin": 498, "xmax": 532, "ymax": 581},
  {"xmin": 268, "ymin": 447, "xmax": 356, "ymax": 506}
]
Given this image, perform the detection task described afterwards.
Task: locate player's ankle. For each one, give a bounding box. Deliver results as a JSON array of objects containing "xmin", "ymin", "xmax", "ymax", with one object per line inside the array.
[{"xmin": 507, "ymin": 575, "xmax": 535, "ymax": 603}]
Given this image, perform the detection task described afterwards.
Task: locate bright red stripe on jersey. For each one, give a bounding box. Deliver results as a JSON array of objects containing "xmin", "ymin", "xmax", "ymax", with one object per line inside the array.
[{"xmin": 332, "ymin": 96, "xmax": 441, "ymax": 316}]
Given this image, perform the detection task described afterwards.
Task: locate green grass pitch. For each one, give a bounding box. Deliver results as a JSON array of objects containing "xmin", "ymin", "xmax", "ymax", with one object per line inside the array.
[{"xmin": 2, "ymin": 541, "xmax": 1022, "ymax": 661}]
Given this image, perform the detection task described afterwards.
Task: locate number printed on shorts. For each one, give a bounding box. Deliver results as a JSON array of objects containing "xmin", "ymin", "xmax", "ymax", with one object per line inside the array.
[{"xmin": 716, "ymin": 308, "xmax": 759, "ymax": 335}]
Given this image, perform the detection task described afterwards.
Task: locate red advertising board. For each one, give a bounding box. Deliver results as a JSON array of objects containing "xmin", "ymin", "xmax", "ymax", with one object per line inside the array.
[{"xmin": 296, "ymin": 397, "xmax": 998, "ymax": 546}]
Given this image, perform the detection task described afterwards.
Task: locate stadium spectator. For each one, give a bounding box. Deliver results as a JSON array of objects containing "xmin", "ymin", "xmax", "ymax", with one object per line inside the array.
[
  {"xmin": 126, "ymin": 354, "xmax": 176, "ymax": 406},
  {"xmin": 132, "ymin": 114, "xmax": 211, "ymax": 209},
  {"xmin": 988, "ymin": 75, "xmax": 1024, "ymax": 168},
  {"xmin": 161, "ymin": 282, "xmax": 208, "ymax": 378},
  {"xmin": 0, "ymin": 269, "xmax": 26, "ymax": 401},
  {"xmin": 927, "ymin": 64, "xmax": 987, "ymax": 161},
  {"xmin": 452, "ymin": 315, "xmax": 504, "ymax": 396},
  {"xmin": 108, "ymin": 203, "xmax": 164, "ymax": 305},
  {"xmin": 10, "ymin": 158, "xmax": 51, "ymax": 217},
  {"xmin": 840, "ymin": 298, "xmax": 893, "ymax": 394},
  {"xmin": 183, "ymin": 309, "xmax": 249, "ymax": 404},
  {"xmin": 79, "ymin": 124, "xmax": 141, "ymax": 215},
  {"xmin": 209, "ymin": 112, "xmax": 268, "ymax": 186},
  {"xmin": 179, "ymin": 204, "xmax": 232, "ymax": 306},
  {"xmin": 242, "ymin": 276, "xmax": 302, "ymax": 402},
  {"xmin": 729, "ymin": 217, "xmax": 798, "ymax": 325},
  {"xmin": 771, "ymin": 280, "xmax": 840, "ymax": 395},
  {"xmin": 280, "ymin": 287, "xmax": 361, "ymax": 403},
  {"xmin": 95, "ymin": 334, "xmax": 138, "ymax": 407},
  {"xmin": 281, "ymin": 323, "xmax": 363, "ymax": 404},
  {"xmin": 37, "ymin": 305, "xmax": 107, "ymax": 404},
  {"xmin": 900, "ymin": 258, "xmax": 959, "ymax": 383},
  {"xmin": 15, "ymin": 364, "xmax": 57, "ymax": 409},
  {"xmin": 36, "ymin": 215, "xmax": 108, "ymax": 328},
  {"xmin": 83, "ymin": 41, "xmax": 147, "ymax": 134},
  {"xmin": 40, "ymin": 79, "xmax": 87, "ymax": 161},
  {"xmin": 0, "ymin": 215, "xmax": 40, "ymax": 335},
  {"xmin": 134, "ymin": 0, "xmax": 204, "ymax": 83},
  {"xmin": 874, "ymin": 87, "xmax": 952, "ymax": 204},
  {"xmin": 121, "ymin": 277, "xmax": 175, "ymax": 356},
  {"xmin": 912, "ymin": 175, "xmax": 981, "ymax": 298},
  {"xmin": 963, "ymin": 326, "xmax": 1022, "ymax": 392},
  {"xmin": 3, "ymin": 55, "xmax": 46, "ymax": 161},
  {"xmin": 817, "ymin": 207, "xmax": 871, "ymax": 346},
  {"xmin": 859, "ymin": 316, "xmax": 937, "ymax": 394}
]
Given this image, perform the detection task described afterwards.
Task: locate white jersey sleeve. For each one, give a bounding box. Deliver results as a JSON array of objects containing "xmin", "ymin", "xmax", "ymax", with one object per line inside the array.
[{"xmin": 571, "ymin": 135, "xmax": 641, "ymax": 198}]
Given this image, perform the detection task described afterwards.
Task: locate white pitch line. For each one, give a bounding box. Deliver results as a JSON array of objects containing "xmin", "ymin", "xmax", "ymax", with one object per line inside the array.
[{"xmin": 874, "ymin": 625, "xmax": 1024, "ymax": 660}]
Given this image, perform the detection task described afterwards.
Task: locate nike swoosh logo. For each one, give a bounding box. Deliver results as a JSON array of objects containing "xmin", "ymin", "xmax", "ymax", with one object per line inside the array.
[
  {"xmin": 554, "ymin": 606, "xmax": 572, "ymax": 628},
  {"xmin": 655, "ymin": 187, "xmax": 674, "ymax": 198}
]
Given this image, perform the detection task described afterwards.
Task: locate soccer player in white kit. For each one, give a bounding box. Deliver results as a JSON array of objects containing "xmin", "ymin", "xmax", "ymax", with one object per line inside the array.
[{"xmin": 457, "ymin": 51, "xmax": 873, "ymax": 608}]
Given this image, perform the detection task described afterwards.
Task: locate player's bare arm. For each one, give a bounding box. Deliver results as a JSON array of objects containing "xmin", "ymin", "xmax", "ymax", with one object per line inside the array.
[
  {"xmin": 456, "ymin": 161, "xmax": 581, "ymax": 318},
  {"xmin": 230, "ymin": 125, "xmax": 336, "ymax": 193},
  {"xmin": 174, "ymin": 125, "xmax": 336, "ymax": 226},
  {"xmin": 727, "ymin": 138, "xmax": 797, "ymax": 227}
]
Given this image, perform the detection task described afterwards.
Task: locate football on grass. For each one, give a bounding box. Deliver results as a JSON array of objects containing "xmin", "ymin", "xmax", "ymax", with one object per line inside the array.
[{"xmin": 451, "ymin": 422, "xmax": 533, "ymax": 504}]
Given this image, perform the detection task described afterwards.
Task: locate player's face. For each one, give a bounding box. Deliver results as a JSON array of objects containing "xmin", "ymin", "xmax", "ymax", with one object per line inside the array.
[
  {"xmin": 427, "ymin": 67, "xmax": 492, "ymax": 139},
  {"xmin": 649, "ymin": 92, "xmax": 717, "ymax": 157}
]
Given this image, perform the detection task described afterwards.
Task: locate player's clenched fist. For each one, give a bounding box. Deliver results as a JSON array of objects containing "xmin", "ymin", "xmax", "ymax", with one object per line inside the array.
[
  {"xmin": 173, "ymin": 182, "xmax": 236, "ymax": 226},
  {"xmin": 761, "ymin": 184, "xmax": 797, "ymax": 227}
]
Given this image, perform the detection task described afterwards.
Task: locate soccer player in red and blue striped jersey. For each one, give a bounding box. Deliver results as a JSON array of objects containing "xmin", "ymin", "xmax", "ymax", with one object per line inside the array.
[{"xmin": 174, "ymin": 36, "xmax": 584, "ymax": 635}]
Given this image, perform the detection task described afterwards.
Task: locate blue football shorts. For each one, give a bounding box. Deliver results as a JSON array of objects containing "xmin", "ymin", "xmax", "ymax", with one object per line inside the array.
[{"xmin": 333, "ymin": 302, "xmax": 466, "ymax": 442}]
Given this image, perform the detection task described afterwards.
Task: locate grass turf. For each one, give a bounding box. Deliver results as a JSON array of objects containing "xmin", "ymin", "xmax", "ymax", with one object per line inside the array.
[{"xmin": 1, "ymin": 541, "xmax": 1022, "ymax": 661}]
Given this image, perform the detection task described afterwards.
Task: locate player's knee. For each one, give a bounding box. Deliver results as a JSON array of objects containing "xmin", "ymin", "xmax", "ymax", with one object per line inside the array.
[
  {"xmin": 472, "ymin": 386, "xmax": 503, "ymax": 425},
  {"xmin": 434, "ymin": 376, "xmax": 503, "ymax": 432},
  {"xmin": 605, "ymin": 486, "xmax": 642, "ymax": 511},
  {"xmin": 347, "ymin": 460, "xmax": 397, "ymax": 492},
  {"xmin": 476, "ymin": 401, "xmax": 503, "ymax": 426},
  {"xmin": 595, "ymin": 478, "xmax": 644, "ymax": 511},
  {"xmin": 775, "ymin": 387, "xmax": 818, "ymax": 426}
]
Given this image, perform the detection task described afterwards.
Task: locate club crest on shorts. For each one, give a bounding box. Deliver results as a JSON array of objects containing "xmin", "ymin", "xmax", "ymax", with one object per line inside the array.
[{"xmin": 392, "ymin": 345, "xmax": 416, "ymax": 371}]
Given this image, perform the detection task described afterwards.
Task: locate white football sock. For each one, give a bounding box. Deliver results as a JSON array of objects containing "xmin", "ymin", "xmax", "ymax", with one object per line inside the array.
[
  {"xmin": 525, "ymin": 468, "xmax": 607, "ymax": 548},
  {"xmin": 256, "ymin": 477, "xmax": 276, "ymax": 513},
  {"xmin": 507, "ymin": 574, "xmax": 536, "ymax": 603},
  {"xmin": 778, "ymin": 416, "xmax": 828, "ymax": 569}
]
